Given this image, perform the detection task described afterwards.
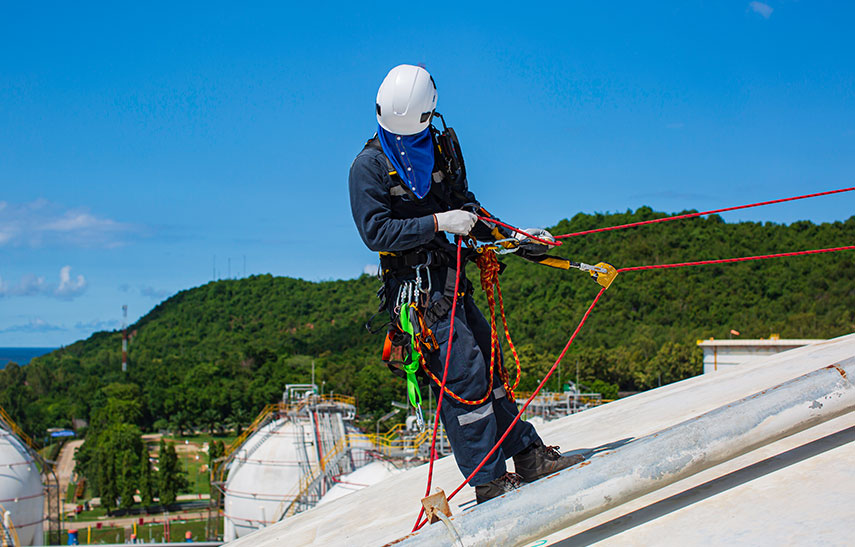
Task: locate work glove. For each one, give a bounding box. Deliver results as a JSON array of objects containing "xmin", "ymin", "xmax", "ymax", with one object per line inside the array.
[
  {"xmin": 434, "ymin": 210, "xmax": 478, "ymax": 236},
  {"xmin": 515, "ymin": 228, "xmax": 555, "ymax": 255}
]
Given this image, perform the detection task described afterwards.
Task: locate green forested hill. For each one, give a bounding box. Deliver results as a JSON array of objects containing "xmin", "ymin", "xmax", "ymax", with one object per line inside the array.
[{"xmin": 3, "ymin": 208, "xmax": 854, "ymax": 437}]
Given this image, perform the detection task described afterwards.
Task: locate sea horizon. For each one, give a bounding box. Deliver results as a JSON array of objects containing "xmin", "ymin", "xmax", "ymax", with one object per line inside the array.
[{"xmin": 0, "ymin": 347, "xmax": 58, "ymax": 368}]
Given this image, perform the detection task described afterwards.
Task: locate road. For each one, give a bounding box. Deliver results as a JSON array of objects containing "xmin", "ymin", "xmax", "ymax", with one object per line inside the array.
[{"xmin": 54, "ymin": 439, "xmax": 84, "ymax": 511}]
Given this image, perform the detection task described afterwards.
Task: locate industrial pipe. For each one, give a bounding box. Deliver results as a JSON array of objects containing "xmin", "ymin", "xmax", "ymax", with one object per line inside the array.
[{"xmin": 395, "ymin": 358, "xmax": 855, "ymax": 546}]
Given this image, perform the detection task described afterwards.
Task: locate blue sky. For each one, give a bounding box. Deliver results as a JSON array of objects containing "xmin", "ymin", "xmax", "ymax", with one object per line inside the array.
[{"xmin": 1, "ymin": 1, "xmax": 854, "ymax": 347}]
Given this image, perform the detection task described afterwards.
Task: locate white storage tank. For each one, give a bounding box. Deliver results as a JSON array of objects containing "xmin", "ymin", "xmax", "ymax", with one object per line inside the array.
[
  {"xmin": 223, "ymin": 418, "xmax": 317, "ymax": 541},
  {"xmin": 222, "ymin": 411, "xmax": 370, "ymax": 541},
  {"xmin": 0, "ymin": 426, "xmax": 45, "ymax": 546}
]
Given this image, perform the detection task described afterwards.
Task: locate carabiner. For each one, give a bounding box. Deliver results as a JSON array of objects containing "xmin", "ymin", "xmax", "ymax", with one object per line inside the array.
[{"xmin": 414, "ymin": 404, "xmax": 426, "ymax": 432}]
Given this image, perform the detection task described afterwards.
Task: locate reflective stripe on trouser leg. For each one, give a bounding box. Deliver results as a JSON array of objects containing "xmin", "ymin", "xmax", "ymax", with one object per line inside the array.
[{"xmin": 458, "ymin": 403, "xmax": 494, "ymax": 426}]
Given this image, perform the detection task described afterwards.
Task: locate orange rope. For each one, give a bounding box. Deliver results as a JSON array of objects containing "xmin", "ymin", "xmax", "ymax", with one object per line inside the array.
[
  {"xmin": 415, "ymin": 249, "xmax": 522, "ymax": 406},
  {"xmin": 417, "ymin": 340, "xmax": 495, "ymax": 406},
  {"xmin": 475, "ymin": 249, "xmax": 522, "ymax": 402}
]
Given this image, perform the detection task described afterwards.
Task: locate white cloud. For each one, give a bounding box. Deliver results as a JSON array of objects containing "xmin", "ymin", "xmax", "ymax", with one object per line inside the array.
[
  {"xmin": 0, "ymin": 266, "xmax": 87, "ymax": 300},
  {"xmin": 749, "ymin": 1, "xmax": 773, "ymax": 19},
  {"xmin": 0, "ymin": 199, "xmax": 141, "ymax": 248},
  {"xmin": 55, "ymin": 266, "xmax": 87, "ymax": 298},
  {"xmin": 0, "ymin": 318, "xmax": 64, "ymax": 333},
  {"xmin": 363, "ymin": 264, "xmax": 379, "ymax": 277}
]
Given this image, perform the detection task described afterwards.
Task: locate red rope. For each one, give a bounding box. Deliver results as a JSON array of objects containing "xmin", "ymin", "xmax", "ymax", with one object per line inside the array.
[
  {"xmin": 412, "ymin": 238, "xmax": 463, "ymax": 533},
  {"xmin": 413, "ymin": 287, "xmax": 607, "ymax": 532},
  {"xmin": 477, "ymin": 216, "xmax": 562, "ymax": 247},
  {"xmin": 618, "ymin": 245, "xmax": 855, "ymax": 272},
  {"xmin": 555, "ymin": 187, "xmax": 855, "ymax": 239}
]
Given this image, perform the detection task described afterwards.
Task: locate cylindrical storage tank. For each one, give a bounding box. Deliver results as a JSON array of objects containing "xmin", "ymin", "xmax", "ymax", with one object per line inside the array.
[{"xmin": 0, "ymin": 426, "xmax": 45, "ymax": 545}]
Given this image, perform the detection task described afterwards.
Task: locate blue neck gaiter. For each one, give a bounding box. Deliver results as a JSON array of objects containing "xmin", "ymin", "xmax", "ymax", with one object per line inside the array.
[{"xmin": 377, "ymin": 125, "xmax": 435, "ymax": 199}]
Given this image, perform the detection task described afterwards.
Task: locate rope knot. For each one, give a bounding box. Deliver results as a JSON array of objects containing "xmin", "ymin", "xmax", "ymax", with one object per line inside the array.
[{"xmin": 475, "ymin": 249, "xmax": 501, "ymax": 292}]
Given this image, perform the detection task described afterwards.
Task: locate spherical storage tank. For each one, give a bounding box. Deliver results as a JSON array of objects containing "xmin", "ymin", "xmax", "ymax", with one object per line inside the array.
[
  {"xmin": 223, "ymin": 411, "xmax": 370, "ymax": 541},
  {"xmin": 0, "ymin": 425, "xmax": 45, "ymax": 545},
  {"xmin": 223, "ymin": 418, "xmax": 316, "ymax": 541}
]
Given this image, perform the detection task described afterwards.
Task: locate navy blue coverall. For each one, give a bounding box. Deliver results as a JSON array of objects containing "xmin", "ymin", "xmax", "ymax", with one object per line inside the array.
[{"xmin": 349, "ymin": 137, "xmax": 540, "ymax": 487}]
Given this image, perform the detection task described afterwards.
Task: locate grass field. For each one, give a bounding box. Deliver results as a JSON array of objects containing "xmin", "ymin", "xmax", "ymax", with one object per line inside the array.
[
  {"xmin": 60, "ymin": 517, "xmax": 221, "ymax": 544},
  {"xmin": 165, "ymin": 433, "xmax": 234, "ymax": 495}
]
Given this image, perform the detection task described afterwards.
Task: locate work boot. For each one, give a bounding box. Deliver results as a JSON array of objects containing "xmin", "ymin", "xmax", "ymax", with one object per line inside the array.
[
  {"xmin": 474, "ymin": 472, "xmax": 523, "ymax": 504},
  {"xmin": 513, "ymin": 442, "xmax": 584, "ymax": 483}
]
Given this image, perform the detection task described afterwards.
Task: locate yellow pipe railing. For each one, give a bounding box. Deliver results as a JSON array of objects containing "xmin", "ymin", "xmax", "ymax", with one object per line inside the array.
[
  {"xmin": 0, "ymin": 406, "xmax": 38, "ymax": 452},
  {"xmin": 0, "ymin": 503, "xmax": 21, "ymax": 547}
]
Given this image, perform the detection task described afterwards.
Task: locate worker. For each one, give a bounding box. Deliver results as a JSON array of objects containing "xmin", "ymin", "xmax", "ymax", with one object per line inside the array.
[{"xmin": 349, "ymin": 64, "xmax": 583, "ymax": 503}]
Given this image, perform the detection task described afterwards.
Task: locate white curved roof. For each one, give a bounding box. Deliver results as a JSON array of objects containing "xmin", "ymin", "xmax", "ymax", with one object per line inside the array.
[
  {"xmin": 0, "ymin": 426, "xmax": 44, "ymax": 546},
  {"xmin": 315, "ymin": 460, "xmax": 402, "ymax": 507}
]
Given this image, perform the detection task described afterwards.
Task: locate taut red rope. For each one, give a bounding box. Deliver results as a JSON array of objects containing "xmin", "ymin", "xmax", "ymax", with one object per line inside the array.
[
  {"xmin": 618, "ymin": 246, "xmax": 855, "ymax": 272},
  {"xmin": 556, "ymin": 187, "xmax": 855, "ymax": 239}
]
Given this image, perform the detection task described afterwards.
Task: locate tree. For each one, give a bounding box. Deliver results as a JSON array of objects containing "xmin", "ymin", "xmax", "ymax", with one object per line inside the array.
[
  {"xmin": 208, "ymin": 440, "xmax": 224, "ymax": 466},
  {"xmin": 74, "ymin": 385, "xmax": 145, "ymax": 514},
  {"xmin": 119, "ymin": 452, "xmax": 137, "ymax": 510},
  {"xmin": 207, "ymin": 440, "xmax": 225, "ymax": 497},
  {"xmin": 168, "ymin": 410, "xmax": 191, "ymax": 437},
  {"xmin": 99, "ymin": 456, "xmax": 119, "ymax": 512},
  {"xmin": 157, "ymin": 439, "xmax": 189, "ymax": 506},
  {"xmin": 138, "ymin": 443, "xmax": 155, "ymax": 506}
]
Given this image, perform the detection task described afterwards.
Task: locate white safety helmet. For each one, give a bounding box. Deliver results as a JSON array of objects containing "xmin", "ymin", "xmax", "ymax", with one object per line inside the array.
[{"xmin": 376, "ymin": 64, "xmax": 438, "ymax": 135}]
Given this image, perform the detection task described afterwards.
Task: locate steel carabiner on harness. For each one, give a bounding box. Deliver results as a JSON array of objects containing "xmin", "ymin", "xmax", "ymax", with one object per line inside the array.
[{"xmin": 415, "ymin": 263, "xmax": 432, "ymax": 307}]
